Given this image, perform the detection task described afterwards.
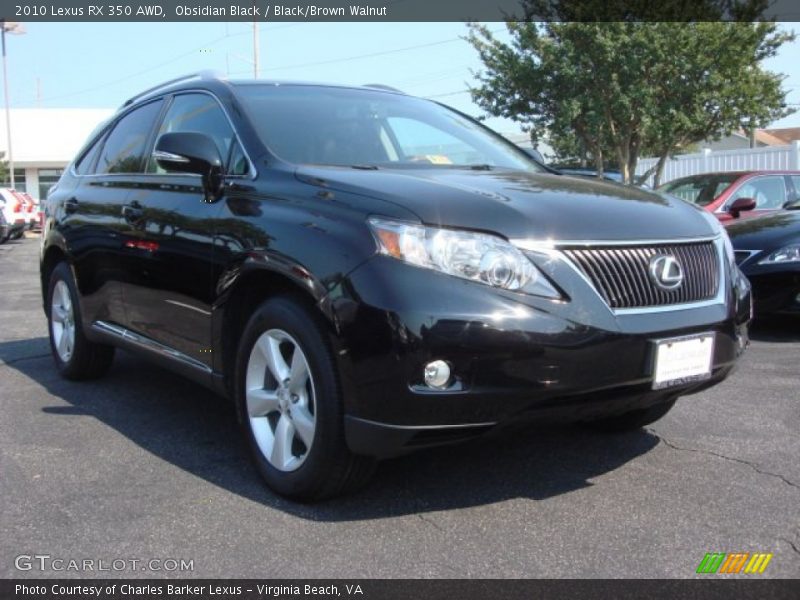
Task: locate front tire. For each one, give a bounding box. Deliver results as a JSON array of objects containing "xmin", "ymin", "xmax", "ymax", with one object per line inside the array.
[
  {"xmin": 235, "ymin": 296, "xmax": 375, "ymax": 501},
  {"xmin": 46, "ymin": 262, "xmax": 115, "ymax": 380},
  {"xmin": 584, "ymin": 398, "xmax": 678, "ymax": 432}
]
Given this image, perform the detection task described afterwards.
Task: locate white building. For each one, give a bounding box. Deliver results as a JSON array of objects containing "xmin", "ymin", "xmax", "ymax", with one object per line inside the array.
[{"xmin": 0, "ymin": 108, "xmax": 114, "ymax": 199}]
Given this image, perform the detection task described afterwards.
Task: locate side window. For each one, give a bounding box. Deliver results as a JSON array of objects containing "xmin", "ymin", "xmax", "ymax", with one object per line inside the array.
[
  {"xmin": 148, "ymin": 93, "xmax": 235, "ymax": 174},
  {"xmin": 96, "ymin": 101, "xmax": 163, "ymax": 174},
  {"xmin": 791, "ymin": 176, "xmax": 800, "ymax": 202},
  {"xmin": 74, "ymin": 135, "xmax": 104, "ymax": 175},
  {"xmin": 227, "ymin": 139, "xmax": 249, "ymax": 176},
  {"xmin": 729, "ymin": 176, "xmax": 787, "ymax": 209}
]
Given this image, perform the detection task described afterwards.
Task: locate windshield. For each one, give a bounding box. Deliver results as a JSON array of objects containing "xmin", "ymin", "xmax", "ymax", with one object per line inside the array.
[
  {"xmin": 657, "ymin": 174, "xmax": 740, "ymax": 207},
  {"xmin": 235, "ymin": 84, "xmax": 542, "ymax": 171}
]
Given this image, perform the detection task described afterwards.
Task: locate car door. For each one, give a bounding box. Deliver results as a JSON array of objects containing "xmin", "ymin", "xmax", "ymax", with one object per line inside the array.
[
  {"xmin": 118, "ymin": 92, "xmax": 243, "ymax": 371},
  {"xmin": 723, "ymin": 175, "xmax": 788, "ymax": 219},
  {"xmin": 59, "ymin": 99, "xmax": 164, "ymax": 329}
]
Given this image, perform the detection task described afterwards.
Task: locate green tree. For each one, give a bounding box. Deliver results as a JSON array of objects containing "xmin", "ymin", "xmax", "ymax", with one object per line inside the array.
[
  {"xmin": 467, "ymin": 15, "xmax": 794, "ymax": 185},
  {"xmin": 0, "ymin": 152, "xmax": 8, "ymax": 185}
]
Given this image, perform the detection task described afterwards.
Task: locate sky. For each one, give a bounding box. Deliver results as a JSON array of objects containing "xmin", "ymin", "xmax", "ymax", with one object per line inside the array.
[{"xmin": 6, "ymin": 21, "xmax": 800, "ymax": 138}]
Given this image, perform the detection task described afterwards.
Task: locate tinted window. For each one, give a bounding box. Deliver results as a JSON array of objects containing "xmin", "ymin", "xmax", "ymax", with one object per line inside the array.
[
  {"xmin": 97, "ymin": 101, "xmax": 163, "ymax": 174},
  {"xmin": 228, "ymin": 139, "xmax": 249, "ymax": 176},
  {"xmin": 236, "ymin": 85, "xmax": 541, "ymax": 171},
  {"xmin": 74, "ymin": 136, "xmax": 103, "ymax": 175},
  {"xmin": 729, "ymin": 176, "xmax": 786, "ymax": 209},
  {"xmin": 148, "ymin": 93, "xmax": 234, "ymax": 174},
  {"xmin": 791, "ymin": 176, "xmax": 800, "ymax": 201},
  {"xmin": 658, "ymin": 174, "xmax": 739, "ymax": 207}
]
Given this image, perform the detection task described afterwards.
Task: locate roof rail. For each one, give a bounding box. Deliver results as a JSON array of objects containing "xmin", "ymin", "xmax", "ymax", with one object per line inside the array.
[
  {"xmin": 121, "ymin": 70, "xmax": 226, "ymax": 108},
  {"xmin": 362, "ymin": 83, "xmax": 405, "ymax": 94}
]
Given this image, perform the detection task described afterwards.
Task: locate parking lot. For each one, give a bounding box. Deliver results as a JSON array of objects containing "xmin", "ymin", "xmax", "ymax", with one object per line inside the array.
[{"xmin": 0, "ymin": 235, "xmax": 798, "ymax": 579}]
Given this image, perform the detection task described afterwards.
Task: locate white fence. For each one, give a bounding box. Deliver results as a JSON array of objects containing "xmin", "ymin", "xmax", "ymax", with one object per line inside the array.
[{"xmin": 635, "ymin": 141, "xmax": 800, "ymax": 187}]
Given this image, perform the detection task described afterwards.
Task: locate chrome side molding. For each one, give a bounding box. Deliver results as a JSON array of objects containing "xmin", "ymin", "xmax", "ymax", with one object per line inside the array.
[{"xmin": 91, "ymin": 321, "xmax": 212, "ymax": 374}]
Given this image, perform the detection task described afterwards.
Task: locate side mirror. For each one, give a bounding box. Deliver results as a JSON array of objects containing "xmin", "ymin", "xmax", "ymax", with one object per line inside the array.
[
  {"xmin": 154, "ymin": 132, "xmax": 224, "ymax": 201},
  {"xmin": 728, "ymin": 197, "xmax": 756, "ymax": 219}
]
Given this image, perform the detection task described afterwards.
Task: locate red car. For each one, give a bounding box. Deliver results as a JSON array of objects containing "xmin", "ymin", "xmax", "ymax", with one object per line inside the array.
[
  {"xmin": 17, "ymin": 191, "xmax": 38, "ymax": 230},
  {"xmin": 657, "ymin": 171, "xmax": 800, "ymax": 224}
]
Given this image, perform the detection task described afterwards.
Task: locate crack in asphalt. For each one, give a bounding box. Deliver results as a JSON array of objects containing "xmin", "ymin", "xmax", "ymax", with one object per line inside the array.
[
  {"xmin": 649, "ymin": 430, "xmax": 800, "ymax": 492},
  {"xmin": 417, "ymin": 513, "xmax": 445, "ymax": 533},
  {"xmin": 0, "ymin": 352, "xmax": 51, "ymax": 367},
  {"xmin": 780, "ymin": 537, "xmax": 800, "ymax": 559}
]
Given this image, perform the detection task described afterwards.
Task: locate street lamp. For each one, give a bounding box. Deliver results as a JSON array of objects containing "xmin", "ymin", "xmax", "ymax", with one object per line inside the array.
[{"xmin": 1, "ymin": 20, "xmax": 25, "ymax": 189}]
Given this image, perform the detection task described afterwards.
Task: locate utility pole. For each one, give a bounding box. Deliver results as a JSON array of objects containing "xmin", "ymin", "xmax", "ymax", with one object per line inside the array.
[
  {"xmin": 253, "ymin": 16, "xmax": 259, "ymax": 79},
  {"xmin": 1, "ymin": 21, "xmax": 25, "ymax": 188}
]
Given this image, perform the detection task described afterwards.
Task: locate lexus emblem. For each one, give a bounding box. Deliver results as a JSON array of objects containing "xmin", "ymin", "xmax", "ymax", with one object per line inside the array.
[{"xmin": 649, "ymin": 255, "xmax": 684, "ymax": 290}]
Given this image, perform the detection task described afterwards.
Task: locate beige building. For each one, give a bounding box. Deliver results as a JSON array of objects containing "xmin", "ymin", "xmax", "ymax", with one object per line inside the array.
[
  {"xmin": 704, "ymin": 127, "xmax": 800, "ymax": 152},
  {"xmin": 0, "ymin": 108, "xmax": 114, "ymax": 199}
]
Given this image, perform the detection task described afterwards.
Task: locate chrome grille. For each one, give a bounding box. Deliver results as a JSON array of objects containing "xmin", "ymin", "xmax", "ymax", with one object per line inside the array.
[{"xmin": 562, "ymin": 241, "xmax": 720, "ymax": 309}]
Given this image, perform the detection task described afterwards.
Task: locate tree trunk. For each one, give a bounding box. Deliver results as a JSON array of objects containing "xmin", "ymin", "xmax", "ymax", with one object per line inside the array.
[{"xmin": 652, "ymin": 153, "xmax": 669, "ymax": 188}]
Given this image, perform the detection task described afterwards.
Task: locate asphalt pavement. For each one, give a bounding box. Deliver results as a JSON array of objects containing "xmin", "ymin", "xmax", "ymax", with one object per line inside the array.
[{"xmin": 1, "ymin": 235, "xmax": 798, "ymax": 578}]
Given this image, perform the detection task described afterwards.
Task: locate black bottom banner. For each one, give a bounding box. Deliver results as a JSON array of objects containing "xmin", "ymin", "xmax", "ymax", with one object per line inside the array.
[{"xmin": 1, "ymin": 579, "xmax": 798, "ymax": 600}]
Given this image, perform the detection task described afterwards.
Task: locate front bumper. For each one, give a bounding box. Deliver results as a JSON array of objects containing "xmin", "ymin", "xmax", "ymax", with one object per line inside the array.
[{"xmin": 326, "ymin": 255, "xmax": 751, "ymax": 457}]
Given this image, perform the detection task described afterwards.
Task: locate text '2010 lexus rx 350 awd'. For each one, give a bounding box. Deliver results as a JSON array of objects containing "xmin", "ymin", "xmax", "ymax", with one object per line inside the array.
[{"xmin": 41, "ymin": 74, "xmax": 752, "ymax": 500}]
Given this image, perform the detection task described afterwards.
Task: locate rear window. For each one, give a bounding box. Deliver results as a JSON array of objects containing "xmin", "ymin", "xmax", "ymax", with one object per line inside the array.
[{"xmin": 658, "ymin": 174, "xmax": 740, "ymax": 206}]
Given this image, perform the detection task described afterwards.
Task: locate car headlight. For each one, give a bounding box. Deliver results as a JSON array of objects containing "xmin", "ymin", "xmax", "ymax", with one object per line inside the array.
[
  {"xmin": 368, "ymin": 217, "xmax": 561, "ymax": 298},
  {"xmin": 758, "ymin": 243, "xmax": 800, "ymax": 265}
]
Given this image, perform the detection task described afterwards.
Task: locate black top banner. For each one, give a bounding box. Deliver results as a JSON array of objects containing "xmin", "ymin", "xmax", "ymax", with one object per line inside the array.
[{"xmin": 2, "ymin": 0, "xmax": 800, "ymax": 22}]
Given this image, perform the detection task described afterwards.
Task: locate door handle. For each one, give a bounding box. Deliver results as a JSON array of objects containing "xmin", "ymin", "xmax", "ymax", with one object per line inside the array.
[
  {"xmin": 64, "ymin": 198, "xmax": 79, "ymax": 214},
  {"xmin": 122, "ymin": 202, "xmax": 144, "ymax": 223}
]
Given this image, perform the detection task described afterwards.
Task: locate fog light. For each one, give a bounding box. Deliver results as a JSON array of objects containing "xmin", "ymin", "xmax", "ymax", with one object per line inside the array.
[
  {"xmin": 795, "ymin": 292, "xmax": 800, "ymax": 305},
  {"xmin": 424, "ymin": 360, "xmax": 451, "ymax": 390}
]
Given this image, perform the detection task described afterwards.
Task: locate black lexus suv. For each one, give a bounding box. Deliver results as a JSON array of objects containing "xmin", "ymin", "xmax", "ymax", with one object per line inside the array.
[{"xmin": 41, "ymin": 73, "xmax": 752, "ymax": 500}]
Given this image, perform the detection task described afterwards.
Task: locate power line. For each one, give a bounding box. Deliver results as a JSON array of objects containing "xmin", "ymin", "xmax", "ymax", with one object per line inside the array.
[
  {"xmin": 424, "ymin": 89, "xmax": 471, "ymax": 99},
  {"xmin": 227, "ymin": 29, "xmax": 504, "ymax": 76},
  {"xmin": 33, "ymin": 24, "xmax": 500, "ymax": 105},
  {"xmin": 36, "ymin": 30, "xmax": 249, "ymax": 105}
]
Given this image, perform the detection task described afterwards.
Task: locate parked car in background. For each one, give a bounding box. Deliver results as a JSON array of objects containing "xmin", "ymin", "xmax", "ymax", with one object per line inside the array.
[
  {"xmin": 559, "ymin": 167, "xmax": 624, "ymax": 183},
  {"xmin": 728, "ymin": 200, "xmax": 800, "ymax": 316},
  {"xmin": 0, "ymin": 188, "xmax": 26, "ymax": 242},
  {"xmin": 0, "ymin": 209, "xmax": 9, "ymax": 244},
  {"xmin": 19, "ymin": 191, "xmax": 39, "ymax": 230},
  {"xmin": 657, "ymin": 171, "xmax": 800, "ymax": 224},
  {"xmin": 41, "ymin": 75, "xmax": 752, "ymax": 500}
]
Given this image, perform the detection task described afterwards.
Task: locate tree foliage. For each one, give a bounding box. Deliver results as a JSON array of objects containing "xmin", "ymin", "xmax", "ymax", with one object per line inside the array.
[
  {"xmin": 467, "ymin": 14, "xmax": 795, "ymax": 185},
  {"xmin": 0, "ymin": 152, "xmax": 8, "ymax": 185}
]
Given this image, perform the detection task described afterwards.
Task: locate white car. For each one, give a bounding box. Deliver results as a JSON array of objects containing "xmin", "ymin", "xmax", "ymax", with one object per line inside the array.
[
  {"xmin": 19, "ymin": 191, "xmax": 39, "ymax": 229},
  {"xmin": 0, "ymin": 188, "xmax": 27, "ymax": 242}
]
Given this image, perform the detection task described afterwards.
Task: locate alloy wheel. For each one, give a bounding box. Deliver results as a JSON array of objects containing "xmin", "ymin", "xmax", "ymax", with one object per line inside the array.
[
  {"xmin": 245, "ymin": 329, "xmax": 316, "ymax": 472},
  {"xmin": 50, "ymin": 280, "xmax": 75, "ymax": 363}
]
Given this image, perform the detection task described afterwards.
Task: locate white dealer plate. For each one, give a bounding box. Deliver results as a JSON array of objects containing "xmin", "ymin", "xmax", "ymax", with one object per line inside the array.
[{"xmin": 652, "ymin": 333, "xmax": 715, "ymax": 390}]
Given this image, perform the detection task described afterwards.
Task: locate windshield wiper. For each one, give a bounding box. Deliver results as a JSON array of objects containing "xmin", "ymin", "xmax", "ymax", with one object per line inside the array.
[
  {"xmin": 466, "ymin": 164, "xmax": 493, "ymax": 171},
  {"xmin": 351, "ymin": 164, "xmax": 379, "ymax": 170}
]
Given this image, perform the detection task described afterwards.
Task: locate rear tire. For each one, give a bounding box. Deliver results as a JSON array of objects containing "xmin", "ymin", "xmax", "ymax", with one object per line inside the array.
[
  {"xmin": 46, "ymin": 262, "xmax": 115, "ymax": 380},
  {"xmin": 235, "ymin": 295, "xmax": 375, "ymax": 501},
  {"xmin": 584, "ymin": 398, "xmax": 678, "ymax": 432}
]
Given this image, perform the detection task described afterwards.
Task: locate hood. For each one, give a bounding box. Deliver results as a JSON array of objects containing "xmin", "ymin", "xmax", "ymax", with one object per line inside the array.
[
  {"xmin": 727, "ymin": 210, "xmax": 800, "ymax": 249},
  {"xmin": 296, "ymin": 166, "xmax": 716, "ymax": 242}
]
